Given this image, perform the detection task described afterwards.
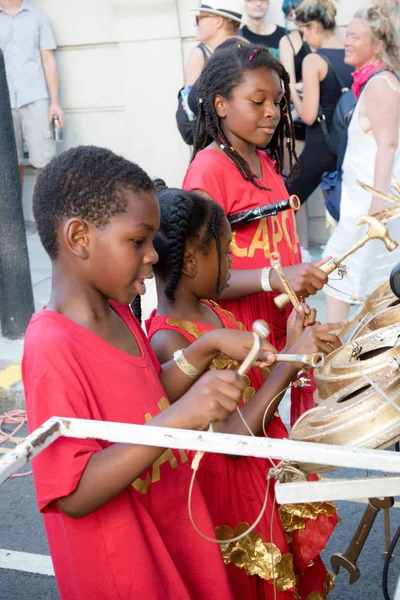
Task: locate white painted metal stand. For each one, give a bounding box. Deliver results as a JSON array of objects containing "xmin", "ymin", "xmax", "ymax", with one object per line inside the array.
[{"xmin": 2, "ymin": 416, "xmax": 400, "ymax": 504}]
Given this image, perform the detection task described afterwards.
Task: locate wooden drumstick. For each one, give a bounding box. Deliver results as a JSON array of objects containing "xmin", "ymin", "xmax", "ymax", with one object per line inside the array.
[{"xmin": 270, "ymin": 252, "xmax": 300, "ymax": 310}]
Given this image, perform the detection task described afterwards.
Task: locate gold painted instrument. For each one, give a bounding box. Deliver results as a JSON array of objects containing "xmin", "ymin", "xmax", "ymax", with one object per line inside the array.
[
  {"xmin": 270, "ymin": 251, "xmax": 300, "ymax": 311},
  {"xmin": 290, "ymin": 362, "xmax": 400, "ymax": 473},
  {"xmin": 314, "ymin": 322, "xmax": 400, "ymax": 400},
  {"xmin": 338, "ymin": 280, "xmax": 399, "ymax": 340},
  {"xmin": 274, "ymin": 352, "xmax": 326, "ymax": 367},
  {"xmin": 348, "ymin": 304, "xmax": 400, "ymax": 341}
]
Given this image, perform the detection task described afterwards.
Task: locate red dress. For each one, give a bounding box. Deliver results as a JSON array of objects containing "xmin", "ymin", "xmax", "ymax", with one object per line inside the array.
[
  {"xmin": 23, "ymin": 303, "xmax": 235, "ymax": 600},
  {"xmin": 183, "ymin": 148, "xmax": 314, "ymax": 424},
  {"xmin": 146, "ymin": 301, "xmax": 337, "ymax": 600}
]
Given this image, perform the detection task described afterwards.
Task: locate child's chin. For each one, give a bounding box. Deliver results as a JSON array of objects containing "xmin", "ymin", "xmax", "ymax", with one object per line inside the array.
[{"xmin": 133, "ymin": 280, "xmax": 147, "ymax": 296}]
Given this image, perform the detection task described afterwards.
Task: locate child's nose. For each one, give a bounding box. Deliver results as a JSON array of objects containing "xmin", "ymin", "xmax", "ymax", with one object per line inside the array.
[
  {"xmin": 148, "ymin": 246, "xmax": 159, "ymax": 265},
  {"xmin": 264, "ymin": 102, "xmax": 279, "ymax": 119}
]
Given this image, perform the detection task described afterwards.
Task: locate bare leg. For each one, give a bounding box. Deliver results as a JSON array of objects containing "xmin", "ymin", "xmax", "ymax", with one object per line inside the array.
[
  {"xmin": 19, "ymin": 165, "xmax": 24, "ymax": 186},
  {"xmin": 326, "ymin": 294, "xmax": 350, "ymax": 323}
]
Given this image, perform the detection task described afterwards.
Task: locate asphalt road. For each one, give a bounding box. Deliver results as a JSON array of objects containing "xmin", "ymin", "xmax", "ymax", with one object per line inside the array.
[{"xmin": 1, "ymin": 415, "xmax": 400, "ymax": 599}]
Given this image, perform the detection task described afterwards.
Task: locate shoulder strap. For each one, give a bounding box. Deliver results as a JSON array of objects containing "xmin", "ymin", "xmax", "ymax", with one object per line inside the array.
[
  {"xmin": 318, "ymin": 51, "xmax": 348, "ymax": 91},
  {"xmin": 362, "ymin": 66, "xmax": 398, "ymax": 89},
  {"xmin": 285, "ymin": 33, "xmax": 296, "ymax": 55},
  {"xmin": 198, "ymin": 43, "xmax": 212, "ymax": 61}
]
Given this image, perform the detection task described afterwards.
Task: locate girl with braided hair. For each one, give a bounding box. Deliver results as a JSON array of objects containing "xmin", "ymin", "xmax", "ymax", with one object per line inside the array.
[
  {"xmin": 183, "ymin": 43, "xmax": 329, "ymax": 424},
  {"xmin": 145, "ymin": 181, "xmax": 340, "ymax": 600}
]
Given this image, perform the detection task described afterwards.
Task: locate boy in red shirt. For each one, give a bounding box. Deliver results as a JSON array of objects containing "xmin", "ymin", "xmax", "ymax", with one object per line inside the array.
[{"xmin": 22, "ymin": 145, "xmax": 278, "ymax": 600}]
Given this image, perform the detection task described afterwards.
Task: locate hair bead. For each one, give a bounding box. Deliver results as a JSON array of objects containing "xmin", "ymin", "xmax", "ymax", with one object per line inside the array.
[{"xmin": 249, "ymin": 48, "xmax": 259, "ymax": 61}]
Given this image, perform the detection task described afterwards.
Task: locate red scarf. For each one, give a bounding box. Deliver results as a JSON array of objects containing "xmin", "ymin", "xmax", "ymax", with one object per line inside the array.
[{"xmin": 351, "ymin": 60, "xmax": 385, "ymax": 99}]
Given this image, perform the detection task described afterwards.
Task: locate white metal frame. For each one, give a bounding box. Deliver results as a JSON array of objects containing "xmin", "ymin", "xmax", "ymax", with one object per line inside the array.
[{"xmin": 2, "ymin": 416, "xmax": 400, "ymax": 504}]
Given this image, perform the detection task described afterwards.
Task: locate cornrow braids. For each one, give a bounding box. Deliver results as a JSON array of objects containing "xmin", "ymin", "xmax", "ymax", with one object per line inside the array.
[
  {"xmin": 164, "ymin": 195, "xmax": 194, "ymax": 302},
  {"xmin": 153, "ymin": 184, "xmax": 226, "ymax": 302},
  {"xmin": 210, "ymin": 210, "xmax": 222, "ymax": 297},
  {"xmin": 193, "ymin": 44, "xmax": 299, "ymax": 187},
  {"xmin": 131, "ymin": 295, "xmax": 142, "ymax": 323}
]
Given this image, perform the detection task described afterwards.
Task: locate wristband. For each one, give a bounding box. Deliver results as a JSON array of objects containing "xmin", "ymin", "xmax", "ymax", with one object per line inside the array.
[
  {"xmin": 261, "ymin": 267, "xmax": 273, "ymax": 292},
  {"xmin": 173, "ymin": 349, "xmax": 202, "ymax": 379}
]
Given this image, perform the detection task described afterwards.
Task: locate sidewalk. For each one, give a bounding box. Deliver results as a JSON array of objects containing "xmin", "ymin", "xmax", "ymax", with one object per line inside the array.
[
  {"xmin": 0, "ymin": 226, "xmax": 47, "ymax": 411},
  {"xmin": 0, "ymin": 226, "xmax": 326, "ymax": 413}
]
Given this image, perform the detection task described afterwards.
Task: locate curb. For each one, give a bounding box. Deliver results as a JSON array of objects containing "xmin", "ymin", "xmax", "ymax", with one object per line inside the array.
[{"xmin": 0, "ymin": 361, "xmax": 25, "ymax": 413}]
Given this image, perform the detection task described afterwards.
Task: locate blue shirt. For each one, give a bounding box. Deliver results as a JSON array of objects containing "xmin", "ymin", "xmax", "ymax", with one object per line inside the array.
[{"xmin": 0, "ymin": 0, "xmax": 56, "ymax": 108}]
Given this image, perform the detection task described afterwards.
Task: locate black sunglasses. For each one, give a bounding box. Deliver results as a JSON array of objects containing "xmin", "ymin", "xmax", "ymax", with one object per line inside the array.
[{"xmin": 195, "ymin": 14, "xmax": 215, "ymax": 25}]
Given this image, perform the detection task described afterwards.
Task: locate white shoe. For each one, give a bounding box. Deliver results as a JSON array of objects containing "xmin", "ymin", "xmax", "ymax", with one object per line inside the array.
[{"xmin": 300, "ymin": 246, "xmax": 313, "ymax": 263}]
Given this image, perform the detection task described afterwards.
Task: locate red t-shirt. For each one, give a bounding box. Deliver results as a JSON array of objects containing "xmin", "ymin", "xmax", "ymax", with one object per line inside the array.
[
  {"xmin": 22, "ymin": 303, "xmax": 234, "ymax": 600},
  {"xmin": 183, "ymin": 148, "xmax": 301, "ymax": 272}
]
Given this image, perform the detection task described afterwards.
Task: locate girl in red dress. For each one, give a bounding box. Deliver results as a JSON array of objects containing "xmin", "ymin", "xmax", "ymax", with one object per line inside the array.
[
  {"xmin": 143, "ymin": 182, "xmax": 341, "ymax": 600},
  {"xmin": 182, "ymin": 43, "xmax": 330, "ymax": 424}
]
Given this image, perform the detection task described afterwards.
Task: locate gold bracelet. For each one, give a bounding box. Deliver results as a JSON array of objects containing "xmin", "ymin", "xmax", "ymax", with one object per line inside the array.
[{"xmin": 173, "ymin": 349, "xmax": 202, "ymax": 379}]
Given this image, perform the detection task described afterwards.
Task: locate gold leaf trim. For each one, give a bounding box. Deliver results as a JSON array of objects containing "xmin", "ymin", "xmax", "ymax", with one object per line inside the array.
[
  {"xmin": 166, "ymin": 316, "xmax": 258, "ymax": 403},
  {"xmin": 209, "ymin": 301, "xmax": 247, "ymax": 331},
  {"xmin": 166, "ymin": 318, "xmax": 206, "ymax": 340},
  {"xmin": 279, "ymin": 502, "xmax": 337, "ymax": 533},
  {"xmin": 216, "ymin": 523, "xmax": 296, "ymax": 591}
]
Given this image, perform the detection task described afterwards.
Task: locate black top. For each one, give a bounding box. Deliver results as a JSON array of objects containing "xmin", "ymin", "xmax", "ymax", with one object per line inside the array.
[
  {"xmin": 285, "ymin": 31, "xmax": 311, "ymax": 82},
  {"xmin": 316, "ymin": 48, "xmax": 354, "ymax": 129},
  {"xmin": 239, "ymin": 25, "xmax": 286, "ymax": 59},
  {"xmin": 197, "ymin": 42, "xmax": 212, "ymax": 61},
  {"xmin": 295, "ymin": 42, "xmax": 311, "ymax": 82}
]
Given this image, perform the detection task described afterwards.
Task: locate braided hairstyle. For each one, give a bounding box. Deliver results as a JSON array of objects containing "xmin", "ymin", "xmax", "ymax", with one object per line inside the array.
[
  {"xmin": 131, "ymin": 295, "xmax": 142, "ymax": 323},
  {"xmin": 153, "ymin": 179, "xmax": 226, "ymax": 303},
  {"xmin": 193, "ymin": 44, "xmax": 299, "ymax": 188}
]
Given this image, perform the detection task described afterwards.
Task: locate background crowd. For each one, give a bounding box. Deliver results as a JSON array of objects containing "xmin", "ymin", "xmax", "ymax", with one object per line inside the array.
[{"xmin": 176, "ymin": 0, "xmax": 400, "ymax": 320}]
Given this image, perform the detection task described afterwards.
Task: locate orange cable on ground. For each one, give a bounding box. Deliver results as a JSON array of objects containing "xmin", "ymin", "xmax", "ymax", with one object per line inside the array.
[{"xmin": 0, "ymin": 410, "xmax": 32, "ymax": 477}]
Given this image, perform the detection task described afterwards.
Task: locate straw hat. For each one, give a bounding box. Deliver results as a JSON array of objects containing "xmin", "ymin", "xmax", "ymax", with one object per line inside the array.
[{"xmin": 192, "ymin": 1, "xmax": 244, "ymax": 24}]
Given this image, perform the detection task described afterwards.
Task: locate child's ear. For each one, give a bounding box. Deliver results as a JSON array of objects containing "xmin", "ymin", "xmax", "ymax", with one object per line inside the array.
[
  {"xmin": 63, "ymin": 218, "xmax": 90, "ymax": 259},
  {"xmin": 182, "ymin": 247, "xmax": 197, "ymax": 278},
  {"xmin": 214, "ymin": 94, "xmax": 227, "ymax": 119}
]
